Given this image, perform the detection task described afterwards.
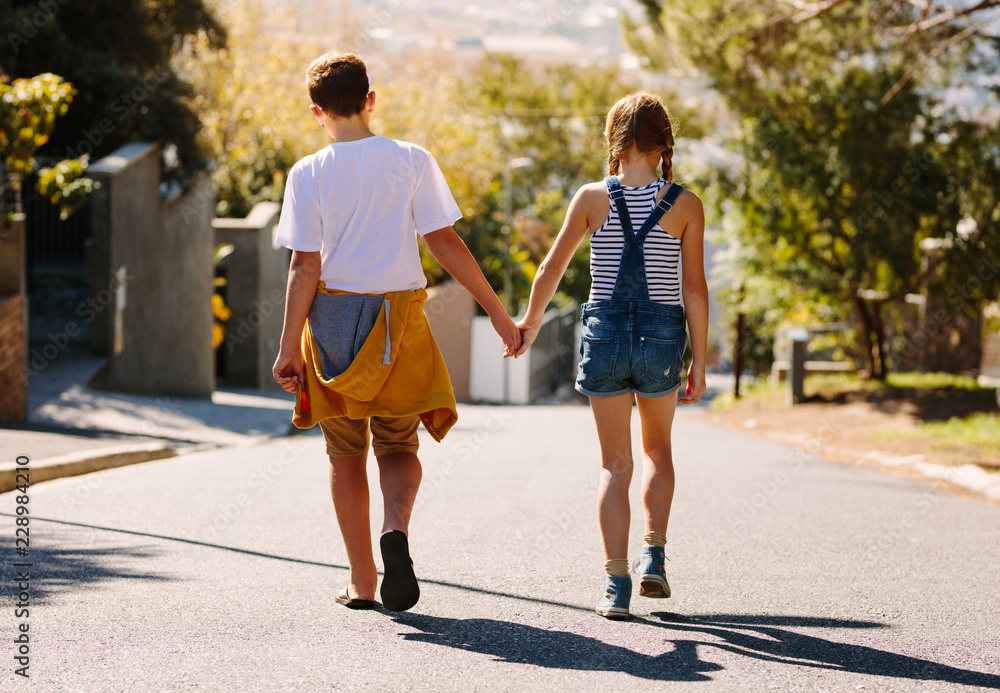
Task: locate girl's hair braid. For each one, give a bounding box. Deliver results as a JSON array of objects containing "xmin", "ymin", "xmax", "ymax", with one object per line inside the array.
[{"xmin": 604, "ymin": 91, "xmax": 675, "ymax": 182}]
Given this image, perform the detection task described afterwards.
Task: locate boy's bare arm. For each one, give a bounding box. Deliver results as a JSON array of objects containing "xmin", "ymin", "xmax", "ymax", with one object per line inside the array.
[
  {"xmin": 273, "ymin": 250, "xmax": 322, "ymax": 393},
  {"xmin": 422, "ymin": 226, "xmax": 520, "ymax": 354}
]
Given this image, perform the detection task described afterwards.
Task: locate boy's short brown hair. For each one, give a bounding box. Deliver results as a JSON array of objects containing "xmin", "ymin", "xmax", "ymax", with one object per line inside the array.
[{"xmin": 306, "ymin": 51, "xmax": 369, "ymax": 117}]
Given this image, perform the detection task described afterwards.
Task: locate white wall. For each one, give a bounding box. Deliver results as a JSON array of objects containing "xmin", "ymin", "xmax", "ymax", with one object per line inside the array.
[{"xmin": 469, "ymin": 316, "xmax": 531, "ymax": 404}]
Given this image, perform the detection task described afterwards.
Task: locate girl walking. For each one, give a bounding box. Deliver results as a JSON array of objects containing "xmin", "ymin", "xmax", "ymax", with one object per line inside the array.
[{"xmin": 515, "ymin": 91, "xmax": 708, "ymax": 618}]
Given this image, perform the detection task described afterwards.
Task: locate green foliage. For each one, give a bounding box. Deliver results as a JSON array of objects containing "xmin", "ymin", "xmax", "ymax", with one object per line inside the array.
[
  {"xmin": 36, "ymin": 155, "xmax": 95, "ymax": 219},
  {"xmin": 375, "ymin": 53, "xmax": 640, "ymax": 312},
  {"xmin": 178, "ymin": 11, "xmax": 691, "ymax": 314},
  {"xmin": 0, "ymin": 0, "xmax": 225, "ymax": 186},
  {"xmin": 630, "ymin": 0, "xmax": 1000, "ymax": 378},
  {"xmin": 0, "ymin": 72, "xmax": 93, "ymax": 217},
  {"xmin": 173, "ymin": 1, "xmax": 323, "ymax": 218},
  {"xmin": 0, "ymin": 72, "xmax": 73, "ymax": 176},
  {"xmin": 456, "ymin": 55, "xmax": 637, "ymax": 312}
]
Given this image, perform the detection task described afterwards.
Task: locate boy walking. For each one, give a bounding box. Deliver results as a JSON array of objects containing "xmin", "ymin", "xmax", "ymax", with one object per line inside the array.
[{"xmin": 272, "ymin": 52, "xmax": 519, "ymax": 612}]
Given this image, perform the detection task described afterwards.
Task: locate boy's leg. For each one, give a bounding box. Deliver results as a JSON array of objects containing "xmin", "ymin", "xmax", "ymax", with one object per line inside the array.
[
  {"xmin": 320, "ymin": 418, "xmax": 377, "ymax": 601},
  {"xmin": 371, "ymin": 416, "xmax": 423, "ymax": 533},
  {"xmin": 329, "ymin": 455, "xmax": 377, "ymax": 600},
  {"xmin": 635, "ymin": 391, "xmax": 679, "ymax": 536},
  {"xmin": 372, "ymin": 416, "xmax": 422, "ymax": 611},
  {"xmin": 589, "ymin": 393, "xmax": 636, "ymax": 560},
  {"xmin": 375, "ymin": 452, "xmax": 422, "ymax": 533}
]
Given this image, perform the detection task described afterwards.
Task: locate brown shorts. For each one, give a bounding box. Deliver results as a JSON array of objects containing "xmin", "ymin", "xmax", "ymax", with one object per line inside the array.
[{"xmin": 319, "ymin": 415, "xmax": 421, "ymax": 458}]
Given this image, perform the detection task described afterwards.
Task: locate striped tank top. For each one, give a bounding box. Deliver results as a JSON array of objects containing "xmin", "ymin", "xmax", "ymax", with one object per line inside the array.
[{"xmin": 588, "ymin": 178, "xmax": 682, "ymax": 305}]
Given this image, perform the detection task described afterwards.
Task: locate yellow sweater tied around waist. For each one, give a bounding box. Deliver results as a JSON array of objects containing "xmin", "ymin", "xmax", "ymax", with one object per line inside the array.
[{"xmin": 293, "ymin": 283, "xmax": 458, "ymax": 442}]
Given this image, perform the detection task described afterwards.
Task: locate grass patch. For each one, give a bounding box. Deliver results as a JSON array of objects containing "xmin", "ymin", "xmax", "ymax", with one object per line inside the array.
[
  {"xmin": 874, "ymin": 412, "xmax": 1000, "ymax": 446},
  {"xmin": 803, "ymin": 373, "xmax": 880, "ymax": 397},
  {"xmin": 873, "ymin": 412, "xmax": 1000, "ymax": 468},
  {"xmin": 803, "ymin": 371, "xmax": 992, "ymax": 399},
  {"xmin": 711, "ymin": 377, "xmax": 775, "ymax": 411},
  {"xmin": 883, "ymin": 372, "xmax": 984, "ymax": 391}
]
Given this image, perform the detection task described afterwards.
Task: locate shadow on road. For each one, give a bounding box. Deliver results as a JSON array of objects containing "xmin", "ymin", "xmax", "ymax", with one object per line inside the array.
[
  {"xmin": 394, "ymin": 612, "xmax": 721, "ymax": 681},
  {"xmin": 0, "ymin": 540, "xmax": 172, "ymax": 601},
  {"xmin": 9, "ymin": 515, "xmax": 1000, "ymax": 689},
  {"xmin": 392, "ymin": 612, "xmax": 1000, "ymax": 688}
]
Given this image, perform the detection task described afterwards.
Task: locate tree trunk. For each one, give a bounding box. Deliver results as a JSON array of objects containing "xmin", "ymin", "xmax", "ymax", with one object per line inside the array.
[
  {"xmin": 733, "ymin": 310, "xmax": 745, "ymax": 399},
  {"xmin": 871, "ymin": 300, "xmax": 889, "ymax": 379},
  {"xmin": 853, "ymin": 297, "xmax": 879, "ymax": 379}
]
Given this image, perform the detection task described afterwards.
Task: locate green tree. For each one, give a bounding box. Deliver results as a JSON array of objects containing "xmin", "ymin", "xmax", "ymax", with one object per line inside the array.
[
  {"xmin": 173, "ymin": 0, "xmax": 326, "ymax": 217},
  {"xmin": 462, "ymin": 55, "xmax": 643, "ymax": 311},
  {"xmin": 377, "ymin": 54, "xmax": 644, "ymax": 311},
  {"xmin": 630, "ymin": 0, "xmax": 1000, "ymax": 378},
  {"xmin": 1, "ymin": 72, "xmax": 93, "ymax": 218},
  {"xmin": 0, "ymin": 0, "xmax": 224, "ymax": 185}
]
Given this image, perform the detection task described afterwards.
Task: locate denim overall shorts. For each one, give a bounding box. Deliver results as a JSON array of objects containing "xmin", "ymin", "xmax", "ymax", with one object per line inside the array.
[{"xmin": 575, "ymin": 176, "xmax": 687, "ymax": 399}]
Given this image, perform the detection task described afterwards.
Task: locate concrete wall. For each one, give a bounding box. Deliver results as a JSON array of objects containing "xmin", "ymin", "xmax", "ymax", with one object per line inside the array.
[
  {"xmin": 213, "ymin": 203, "xmax": 288, "ymax": 391},
  {"xmin": 89, "ymin": 142, "xmax": 214, "ymax": 397},
  {"xmin": 469, "ymin": 302, "xmax": 579, "ymax": 404},
  {"xmin": 424, "ymin": 280, "xmax": 475, "ymax": 401},
  {"xmin": 0, "ymin": 215, "xmax": 27, "ymax": 422}
]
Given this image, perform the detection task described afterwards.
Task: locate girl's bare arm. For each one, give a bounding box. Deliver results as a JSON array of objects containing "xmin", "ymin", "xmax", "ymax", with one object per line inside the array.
[
  {"xmin": 514, "ymin": 185, "xmax": 596, "ymax": 356},
  {"xmin": 679, "ymin": 193, "xmax": 708, "ymax": 404}
]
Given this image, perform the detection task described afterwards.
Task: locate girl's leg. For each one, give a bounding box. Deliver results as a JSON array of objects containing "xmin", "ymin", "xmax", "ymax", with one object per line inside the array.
[
  {"xmin": 590, "ymin": 393, "xmax": 637, "ymax": 560},
  {"xmin": 329, "ymin": 454, "xmax": 378, "ymax": 600},
  {"xmin": 635, "ymin": 391, "xmax": 679, "ymax": 537}
]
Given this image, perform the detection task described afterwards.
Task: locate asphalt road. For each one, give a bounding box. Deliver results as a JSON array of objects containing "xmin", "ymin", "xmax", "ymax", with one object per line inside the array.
[{"xmin": 2, "ymin": 404, "xmax": 999, "ymax": 692}]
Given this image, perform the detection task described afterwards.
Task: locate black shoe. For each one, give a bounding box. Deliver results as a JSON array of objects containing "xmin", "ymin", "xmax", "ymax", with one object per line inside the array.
[{"xmin": 379, "ymin": 530, "xmax": 419, "ymax": 612}]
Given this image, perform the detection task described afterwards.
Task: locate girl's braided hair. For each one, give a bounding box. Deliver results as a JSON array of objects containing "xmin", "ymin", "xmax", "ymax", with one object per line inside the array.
[{"xmin": 605, "ymin": 91, "xmax": 674, "ymax": 182}]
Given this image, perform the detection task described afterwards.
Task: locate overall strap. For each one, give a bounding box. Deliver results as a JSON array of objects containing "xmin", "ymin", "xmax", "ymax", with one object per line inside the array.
[
  {"xmin": 605, "ymin": 178, "xmax": 685, "ymax": 302},
  {"xmin": 605, "ymin": 176, "xmax": 635, "ymax": 244},
  {"xmin": 634, "ymin": 183, "xmax": 684, "ymax": 245}
]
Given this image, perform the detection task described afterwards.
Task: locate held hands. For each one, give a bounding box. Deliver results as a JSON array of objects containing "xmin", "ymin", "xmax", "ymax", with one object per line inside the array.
[
  {"xmin": 272, "ymin": 349, "xmax": 305, "ymax": 394},
  {"xmin": 491, "ymin": 311, "xmax": 522, "ymax": 358},
  {"xmin": 679, "ymin": 363, "xmax": 707, "ymax": 405},
  {"xmin": 513, "ymin": 318, "xmax": 540, "ymax": 358}
]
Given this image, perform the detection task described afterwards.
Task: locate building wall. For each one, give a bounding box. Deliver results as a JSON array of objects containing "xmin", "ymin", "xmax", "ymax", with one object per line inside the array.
[{"xmin": 424, "ymin": 280, "xmax": 475, "ymax": 401}]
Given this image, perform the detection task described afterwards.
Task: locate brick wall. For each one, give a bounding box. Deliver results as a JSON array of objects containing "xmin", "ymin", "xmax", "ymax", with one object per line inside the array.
[{"xmin": 0, "ymin": 293, "xmax": 27, "ymax": 422}]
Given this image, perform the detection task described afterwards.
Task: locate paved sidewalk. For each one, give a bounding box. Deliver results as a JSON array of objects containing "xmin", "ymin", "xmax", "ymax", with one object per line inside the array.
[{"xmin": 1, "ymin": 345, "xmax": 295, "ymax": 491}]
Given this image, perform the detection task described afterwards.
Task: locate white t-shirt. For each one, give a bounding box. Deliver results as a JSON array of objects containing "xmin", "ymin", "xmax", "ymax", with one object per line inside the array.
[{"xmin": 274, "ymin": 136, "xmax": 462, "ymax": 293}]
